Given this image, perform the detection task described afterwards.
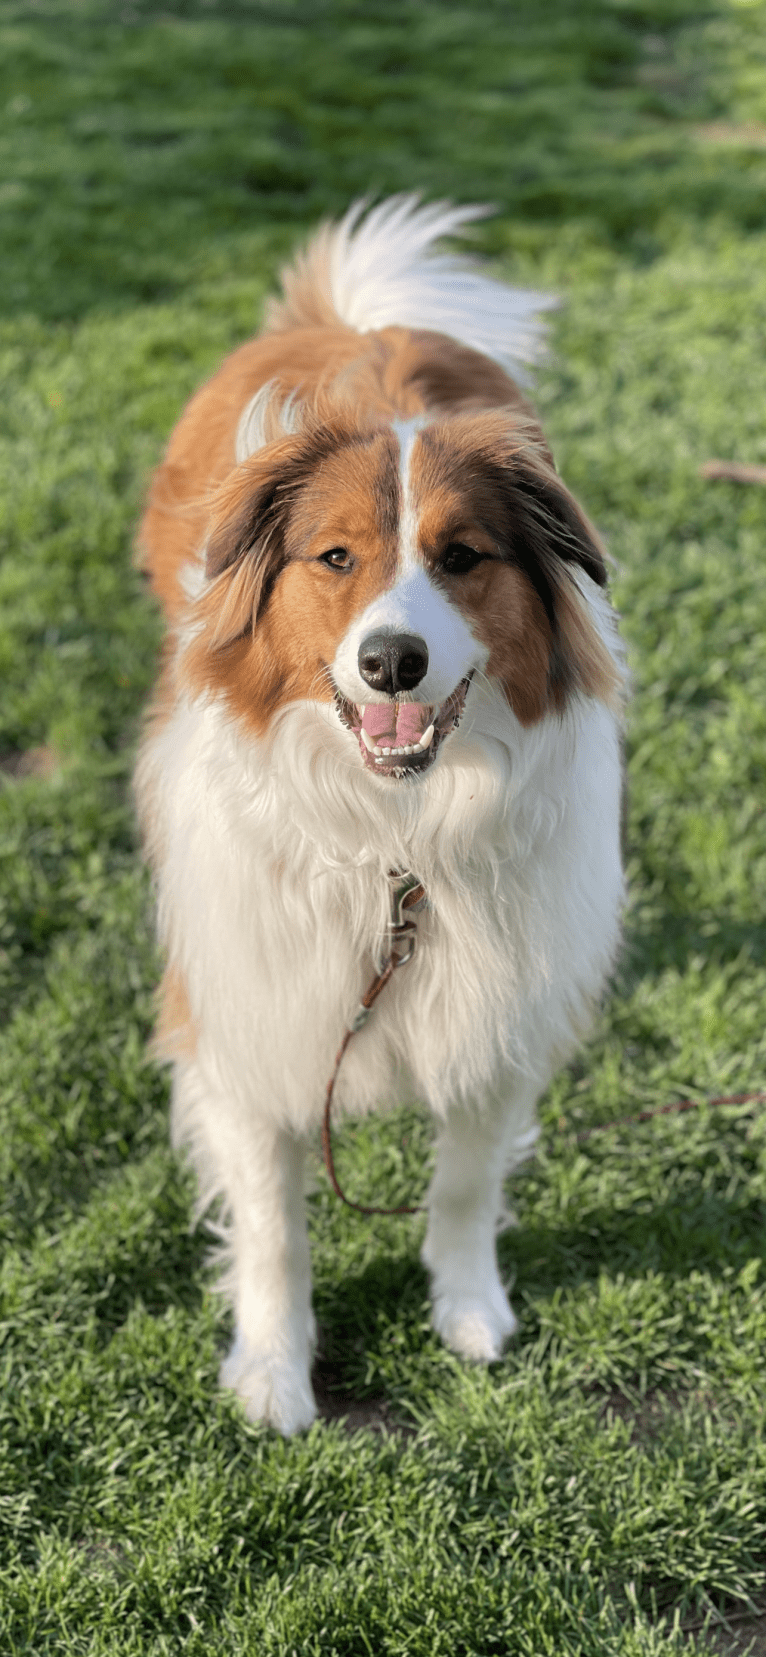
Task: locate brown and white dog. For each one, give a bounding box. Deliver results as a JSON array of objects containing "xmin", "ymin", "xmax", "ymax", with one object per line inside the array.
[{"xmin": 135, "ymin": 198, "xmax": 626, "ymax": 1434}]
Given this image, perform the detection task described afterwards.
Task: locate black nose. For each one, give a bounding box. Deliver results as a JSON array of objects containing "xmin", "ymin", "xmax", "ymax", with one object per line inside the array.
[{"xmin": 358, "ymin": 631, "xmax": 429, "ymax": 695}]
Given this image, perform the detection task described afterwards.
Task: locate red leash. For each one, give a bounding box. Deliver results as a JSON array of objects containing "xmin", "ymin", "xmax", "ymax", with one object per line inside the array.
[{"xmin": 575, "ymin": 1091, "xmax": 766, "ymax": 1142}]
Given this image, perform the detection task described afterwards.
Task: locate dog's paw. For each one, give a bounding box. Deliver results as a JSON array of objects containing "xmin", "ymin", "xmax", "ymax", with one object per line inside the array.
[
  {"xmin": 219, "ymin": 1340, "xmax": 316, "ymax": 1436},
  {"xmin": 430, "ymin": 1283, "xmax": 517, "ymax": 1362}
]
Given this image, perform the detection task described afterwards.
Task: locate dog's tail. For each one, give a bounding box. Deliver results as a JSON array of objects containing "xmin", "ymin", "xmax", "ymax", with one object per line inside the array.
[{"xmin": 263, "ymin": 195, "xmax": 556, "ymax": 385}]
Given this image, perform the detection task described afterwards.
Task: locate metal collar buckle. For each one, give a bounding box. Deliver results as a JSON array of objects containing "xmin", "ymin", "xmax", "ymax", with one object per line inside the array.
[{"xmin": 387, "ymin": 871, "xmax": 424, "ymax": 969}]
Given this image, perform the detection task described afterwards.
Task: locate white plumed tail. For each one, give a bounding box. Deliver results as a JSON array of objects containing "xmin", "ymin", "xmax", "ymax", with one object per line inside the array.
[{"xmin": 265, "ymin": 194, "xmax": 556, "ymax": 385}]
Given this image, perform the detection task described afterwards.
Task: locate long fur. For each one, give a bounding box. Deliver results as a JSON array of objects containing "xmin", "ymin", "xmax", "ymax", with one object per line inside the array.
[
  {"xmin": 265, "ymin": 195, "xmax": 557, "ymax": 383},
  {"xmin": 135, "ymin": 197, "xmax": 627, "ymax": 1434}
]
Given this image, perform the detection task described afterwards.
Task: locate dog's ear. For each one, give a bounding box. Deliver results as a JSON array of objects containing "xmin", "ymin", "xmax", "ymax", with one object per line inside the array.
[
  {"xmin": 202, "ymin": 398, "xmax": 365, "ymax": 650},
  {"xmin": 492, "ymin": 441, "xmax": 620, "ymax": 711},
  {"xmin": 502, "ymin": 457, "xmax": 608, "ymax": 591},
  {"xmin": 201, "ymin": 441, "xmax": 300, "ymax": 649},
  {"xmin": 207, "ymin": 426, "xmax": 318, "ymax": 587}
]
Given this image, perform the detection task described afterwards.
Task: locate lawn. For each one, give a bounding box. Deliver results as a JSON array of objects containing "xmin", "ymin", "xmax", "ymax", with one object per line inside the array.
[{"xmin": 1, "ymin": 0, "xmax": 766, "ymax": 1652}]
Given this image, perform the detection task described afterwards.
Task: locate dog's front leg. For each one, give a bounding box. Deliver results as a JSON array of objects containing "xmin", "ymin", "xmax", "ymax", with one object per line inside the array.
[
  {"xmin": 421, "ymin": 1082, "xmax": 540, "ymax": 1362},
  {"xmin": 215, "ymin": 1114, "xmax": 316, "ymax": 1435}
]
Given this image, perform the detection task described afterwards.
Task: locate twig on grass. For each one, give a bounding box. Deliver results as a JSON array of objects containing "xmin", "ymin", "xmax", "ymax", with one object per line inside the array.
[{"xmin": 700, "ymin": 459, "xmax": 766, "ymax": 484}]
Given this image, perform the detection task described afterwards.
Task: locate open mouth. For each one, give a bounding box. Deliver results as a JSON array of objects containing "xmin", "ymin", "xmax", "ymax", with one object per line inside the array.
[{"xmin": 334, "ymin": 677, "xmax": 472, "ymax": 777}]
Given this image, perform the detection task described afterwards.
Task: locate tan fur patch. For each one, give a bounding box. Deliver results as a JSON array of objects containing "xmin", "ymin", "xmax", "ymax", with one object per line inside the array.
[
  {"xmin": 152, "ymin": 963, "xmax": 197, "ymax": 1062},
  {"xmin": 379, "ymin": 327, "xmax": 532, "ymax": 419},
  {"xmin": 184, "ymin": 425, "xmax": 401, "ymax": 734},
  {"xmin": 137, "ymin": 327, "xmax": 390, "ymax": 623}
]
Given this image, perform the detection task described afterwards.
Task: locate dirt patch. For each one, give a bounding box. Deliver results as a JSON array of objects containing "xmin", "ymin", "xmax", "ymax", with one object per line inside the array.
[
  {"xmin": 598, "ymin": 1386, "xmax": 686, "ymax": 1442},
  {"xmin": 682, "ymin": 1609, "xmax": 766, "ymax": 1655},
  {"xmin": 75, "ymin": 1538, "xmax": 129, "ymax": 1579},
  {"xmin": 311, "ymin": 1356, "xmax": 415, "ymax": 1437},
  {"xmin": 597, "ymin": 1385, "xmax": 721, "ymax": 1445}
]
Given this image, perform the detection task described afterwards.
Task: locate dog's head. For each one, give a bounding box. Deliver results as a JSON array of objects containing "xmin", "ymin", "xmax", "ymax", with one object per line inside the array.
[{"xmin": 185, "ymin": 388, "xmax": 620, "ymax": 780}]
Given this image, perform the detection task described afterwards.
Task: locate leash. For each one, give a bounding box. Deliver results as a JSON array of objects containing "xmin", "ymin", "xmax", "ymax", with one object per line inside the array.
[
  {"xmin": 321, "ymin": 872, "xmax": 426, "ymax": 1216},
  {"xmin": 321, "ymin": 875, "xmax": 766, "ymax": 1213},
  {"xmin": 574, "ymin": 1091, "xmax": 766, "ymax": 1142}
]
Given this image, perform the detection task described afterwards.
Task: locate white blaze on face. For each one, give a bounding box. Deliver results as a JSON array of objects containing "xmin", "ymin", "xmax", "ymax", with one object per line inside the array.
[
  {"xmin": 394, "ymin": 417, "xmax": 422, "ymax": 573},
  {"xmin": 331, "ymin": 419, "xmax": 487, "ymax": 708}
]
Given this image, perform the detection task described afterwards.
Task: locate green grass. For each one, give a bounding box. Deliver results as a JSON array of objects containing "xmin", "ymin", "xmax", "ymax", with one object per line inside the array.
[{"xmin": 2, "ymin": 0, "xmax": 766, "ymax": 1651}]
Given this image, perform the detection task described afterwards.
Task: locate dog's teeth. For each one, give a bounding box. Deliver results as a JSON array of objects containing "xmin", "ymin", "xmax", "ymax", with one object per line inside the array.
[{"xmin": 367, "ymin": 729, "xmax": 432, "ymax": 762}]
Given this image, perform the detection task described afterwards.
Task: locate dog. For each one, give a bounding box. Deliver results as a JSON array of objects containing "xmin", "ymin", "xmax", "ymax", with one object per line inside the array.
[{"xmin": 134, "ymin": 197, "xmax": 626, "ymax": 1435}]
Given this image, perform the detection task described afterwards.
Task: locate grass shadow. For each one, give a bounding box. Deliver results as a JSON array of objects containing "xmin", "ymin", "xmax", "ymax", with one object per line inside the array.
[{"xmin": 503, "ymin": 1186, "xmax": 766, "ymax": 1294}]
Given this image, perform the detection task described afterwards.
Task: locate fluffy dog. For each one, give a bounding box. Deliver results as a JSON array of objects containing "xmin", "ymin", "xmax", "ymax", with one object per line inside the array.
[{"xmin": 135, "ymin": 198, "xmax": 626, "ymax": 1434}]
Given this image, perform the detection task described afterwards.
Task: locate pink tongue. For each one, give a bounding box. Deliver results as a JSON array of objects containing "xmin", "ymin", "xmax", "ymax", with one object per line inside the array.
[{"xmin": 360, "ymin": 702, "xmax": 432, "ymax": 744}]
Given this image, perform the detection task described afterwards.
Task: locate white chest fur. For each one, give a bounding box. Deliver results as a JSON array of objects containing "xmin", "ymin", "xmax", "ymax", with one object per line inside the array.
[{"xmin": 141, "ymin": 674, "xmax": 624, "ymax": 1130}]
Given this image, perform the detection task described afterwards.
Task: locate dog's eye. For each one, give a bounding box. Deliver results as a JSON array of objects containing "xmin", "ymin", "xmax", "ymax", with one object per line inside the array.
[
  {"xmin": 441, "ymin": 543, "xmax": 486, "ymax": 575},
  {"xmin": 319, "ymin": 548, "xmax": 354, "ymax": 572}
]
